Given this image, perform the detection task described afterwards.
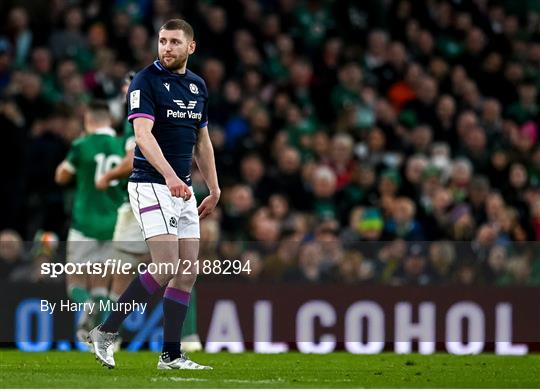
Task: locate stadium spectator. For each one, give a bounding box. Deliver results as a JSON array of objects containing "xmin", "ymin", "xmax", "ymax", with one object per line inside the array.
[
  {"xmin": 284, "ymin": 242, "xmax": 326, "ymax": 283},
  {"xmin": 49, "ymin": 7, "xmax": 87, "ymax": 64},
  {"xmin": 334, "ymin": 250, "xmax": 364, "ymax": 284},
  {"xmin": 427, "ymin": 241, "xmax": 456, "ymax": 284},
  {"xmin": 383, "ymin": 197, "xmax": 424, "ymax": 240},
  {"xmin": 221, "ymin": 184, "xmax": 255, "ymax": 240},
  {"xmin": 6, "ymin": 7, "xmax": 32, "ymax": 68},
  {"xmin": 393, "ymin": 243, "xmax": 431, "ymax": 285},
  {"xmin": 0, "ymin": 229, "xmax": 27, "ymax": 280}
]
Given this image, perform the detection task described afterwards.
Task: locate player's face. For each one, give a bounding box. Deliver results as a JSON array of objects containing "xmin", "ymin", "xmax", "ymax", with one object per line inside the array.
[{"xmin": 158, "ymin": 29, "xmax": 195, "ymax": 72}]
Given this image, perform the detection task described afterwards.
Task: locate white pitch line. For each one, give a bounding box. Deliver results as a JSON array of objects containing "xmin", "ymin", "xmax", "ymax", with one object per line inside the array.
[
  {"xmin": 222, "ymin": 378, "xmax": 285, "ymax": 384},
  {"xmin": 150, "ymin": 377, "xmax": 208, "ymax": 382},
  {"xmin": 150, "ymin": 377, "xmax": 285, "ymax": 384}
]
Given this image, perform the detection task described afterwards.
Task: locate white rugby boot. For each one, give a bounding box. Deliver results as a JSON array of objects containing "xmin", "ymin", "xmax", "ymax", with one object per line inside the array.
[
  {"xmin": 157, "ymin": 352, "xmax": 213, "ymax": 370},
  {"xmin": 87, "ymin": 325, "xmax": 118, "ymax": 369}
]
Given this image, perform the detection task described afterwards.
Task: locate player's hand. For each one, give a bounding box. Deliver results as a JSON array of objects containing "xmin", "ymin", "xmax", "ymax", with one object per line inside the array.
[
  {"xmin": 198, "ymin": 192, "xmax": 220, "ymax": 220},
  {"xmin": 96, "ymin": 176, "xmax": 110, "ymax": 190},
  {"xmin": 166, "ymin": 175, "xmax": 192, "ymax": 200}
]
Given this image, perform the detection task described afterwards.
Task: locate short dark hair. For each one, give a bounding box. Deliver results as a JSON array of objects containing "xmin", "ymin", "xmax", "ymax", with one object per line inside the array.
[
  {"xmin": 160, "ymin": 19, "xmax": 194, "ymax": 40},
  {"xmin": 87, "ymin": 100, "xmax": 111, "ymax": 122}
]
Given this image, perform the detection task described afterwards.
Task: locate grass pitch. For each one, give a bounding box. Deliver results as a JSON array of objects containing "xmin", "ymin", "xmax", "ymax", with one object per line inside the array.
[{"xmin": 1, "ymin": 350, "xmax": 539, "ymax": 388}]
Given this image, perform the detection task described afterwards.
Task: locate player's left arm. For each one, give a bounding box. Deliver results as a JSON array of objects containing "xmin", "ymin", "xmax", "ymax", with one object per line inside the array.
[
  {"xmin": 56, "ymin": 140, "xmax": 80, "ymax": 185},
  {"xmin": 96, "ymin": 149, "xmax": 134, "ymax": 190},
  {"xmin": 194, "ymin": 126, "xmax": 220, "ymax": 219}
]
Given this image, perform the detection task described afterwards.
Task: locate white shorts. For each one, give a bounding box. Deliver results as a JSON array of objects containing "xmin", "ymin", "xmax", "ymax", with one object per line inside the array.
[
  {"xmin": 67, "ymin": 229, "xmax": 114, "ymax": 264},
  {"xmin": 112, "ymin": 202, "xmax": 149, "ymax": 256},
  {"xmin": 128, "ymin": 182, "xmax": 200, "ymax": 240}
]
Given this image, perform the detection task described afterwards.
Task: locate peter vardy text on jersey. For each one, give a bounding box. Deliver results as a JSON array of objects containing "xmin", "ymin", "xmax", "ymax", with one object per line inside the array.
[{"xmin": 166, "ymin": 109, "xmax": 202, "ymax": 120}]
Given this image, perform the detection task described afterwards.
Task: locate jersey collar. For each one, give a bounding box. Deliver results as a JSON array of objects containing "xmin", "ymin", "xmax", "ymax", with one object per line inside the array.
[
  {"xmin": 95, "ymin": 127, "xmax": 116, "ymax": 137},
  {"xmin": 153, "ymin": 59, "xmax": 187, "ymax": 77}
]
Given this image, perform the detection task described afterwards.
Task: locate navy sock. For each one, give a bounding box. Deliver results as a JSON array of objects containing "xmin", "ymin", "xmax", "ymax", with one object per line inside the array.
[
  {"xmin": 162, "ymin": 287, "xmax": 190, "ymax": 360},
  {"xmin": 101, "ymin": 272, "xmax": 161, "ymax": 333}
]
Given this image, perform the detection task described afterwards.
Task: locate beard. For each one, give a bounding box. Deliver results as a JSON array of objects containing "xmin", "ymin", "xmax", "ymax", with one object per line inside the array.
[{"xmin": 159, "ymin": 52, "xmax": 188, "ymax": 72}]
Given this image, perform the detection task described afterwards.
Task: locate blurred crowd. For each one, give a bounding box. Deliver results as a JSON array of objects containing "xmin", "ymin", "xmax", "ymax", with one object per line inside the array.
[{"xmin": 1, "ymin": 0, "xmax": 540, "ymax": 285}]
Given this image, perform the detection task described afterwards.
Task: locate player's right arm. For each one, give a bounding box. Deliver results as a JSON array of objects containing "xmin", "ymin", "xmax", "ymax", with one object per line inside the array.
[
  {"xmin": 127, "ymin": 72, "xmax": 190, "ymax": 199},
  {"xmin": 133, "ymin": 117, "xmax": 191, "ymax": 200}
]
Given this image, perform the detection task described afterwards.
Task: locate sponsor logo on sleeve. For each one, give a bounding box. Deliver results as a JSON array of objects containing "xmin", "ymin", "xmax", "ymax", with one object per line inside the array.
[{"xmin": 130, "ymin": 90, "xmax": 140, "ymax": 109}]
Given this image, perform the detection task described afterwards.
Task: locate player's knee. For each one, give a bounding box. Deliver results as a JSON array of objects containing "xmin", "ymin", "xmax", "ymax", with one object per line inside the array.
[
  {"xmin": 151, "ymin": 272, "xmax": 175, "ymax": 287},
  {"xmin": 174, "ymin": 271, "xmax": 197, "ymax": 290}
]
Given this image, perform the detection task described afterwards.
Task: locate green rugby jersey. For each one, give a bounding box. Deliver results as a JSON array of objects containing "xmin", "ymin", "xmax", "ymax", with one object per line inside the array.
[
  {"xmin": 119, "ymin": 120, "xmax": 136, "ymax": 203},
  {"xmin": 122, "ymin": 119, "xmax": 136, "ymax": 152},
  {"xmin": 65, "ymin": 127, "xmax": 125, "ymax": 240}
]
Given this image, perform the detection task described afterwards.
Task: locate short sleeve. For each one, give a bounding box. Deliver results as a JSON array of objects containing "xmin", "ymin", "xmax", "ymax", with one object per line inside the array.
[{"xmin": 127, "ymin": 72, "xmax": 156, "ymax": 123}]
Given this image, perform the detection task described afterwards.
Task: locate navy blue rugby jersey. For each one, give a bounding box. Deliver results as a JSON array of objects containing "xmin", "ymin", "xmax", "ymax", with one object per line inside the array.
[{"xmin": 127, "ymin": 60, "xmax": 208, "ymax": 186}]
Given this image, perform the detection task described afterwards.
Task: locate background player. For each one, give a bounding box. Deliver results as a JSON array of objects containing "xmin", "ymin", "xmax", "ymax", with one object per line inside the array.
[
  {"xmin": 88, "ymin": 19, "xmax": 219, "ymax": 369},
  {"xmin": 96, "ymin": 72, "xmax": 149, "ymax": 321},
  {"xmin": 55, "ymin": 100, "xmax": 125, "ymax": 342}
]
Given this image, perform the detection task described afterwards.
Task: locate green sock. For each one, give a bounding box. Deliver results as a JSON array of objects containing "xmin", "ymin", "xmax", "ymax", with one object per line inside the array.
[
  {"xmin": 68, "ymin": 286, "xmax": 91, "ymax": 304},
  {"xmin": 93, "ymin": 295, "xmax": 112, "ymax": 323},
  {"xmin": 182, "ymin": 288, "xmax": 197, "ymax": 338},
  {"xmin": 99, "ymin": 293, "xmax": 125, "ymax": 331}
]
